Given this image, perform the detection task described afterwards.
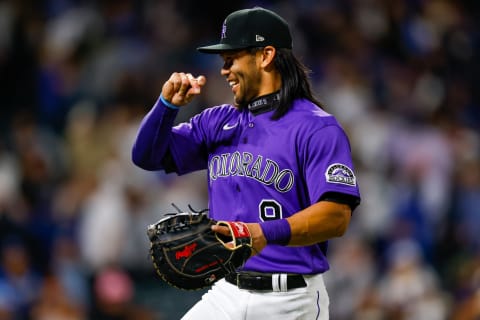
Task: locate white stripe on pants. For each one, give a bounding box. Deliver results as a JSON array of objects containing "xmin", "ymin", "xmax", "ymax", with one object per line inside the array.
[{"xmin": 181, "ymin": 273, "xmax": 329, "ymax": 320}]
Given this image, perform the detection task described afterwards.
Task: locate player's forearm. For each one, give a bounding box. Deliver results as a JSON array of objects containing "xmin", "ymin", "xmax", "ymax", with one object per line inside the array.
[
  {"xmin": 286, "ymin": 201, "xmax": 351, "ymax": 246},
  {"xmin": 131, "ymin": 96, "xmax": 178, "ymax": 170}
]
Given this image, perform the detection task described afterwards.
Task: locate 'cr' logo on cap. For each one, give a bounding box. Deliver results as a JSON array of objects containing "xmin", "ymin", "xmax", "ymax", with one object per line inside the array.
[{"xmin": 221, "ymin": 21, "xmax": 227, "ymax": 39}]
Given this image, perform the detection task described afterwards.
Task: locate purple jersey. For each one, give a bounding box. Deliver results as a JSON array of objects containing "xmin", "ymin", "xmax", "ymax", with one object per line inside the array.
[{"xmin": 132, "ymin": 97, "xmax": 360, "ymax": 274}]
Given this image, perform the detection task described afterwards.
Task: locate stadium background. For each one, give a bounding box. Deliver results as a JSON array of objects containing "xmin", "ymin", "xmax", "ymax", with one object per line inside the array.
[{"xmin": 0, "ymin": 0, "xmax": 479, "ymax": 319}]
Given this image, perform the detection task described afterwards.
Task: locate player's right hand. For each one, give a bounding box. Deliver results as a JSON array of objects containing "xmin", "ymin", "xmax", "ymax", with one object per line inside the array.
[
  {"xmin": 212, "ymin": 222, "xmax": 267, "ymax": 256},
  {"xmin": 161, "ymin": 72, "xmax": 206, "ymax": 107}
]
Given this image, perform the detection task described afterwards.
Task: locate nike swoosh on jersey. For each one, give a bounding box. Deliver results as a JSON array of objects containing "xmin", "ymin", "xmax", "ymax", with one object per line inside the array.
[{"xmin": 223, "ymin": 122, "xmax": 238, "ymax": 130}]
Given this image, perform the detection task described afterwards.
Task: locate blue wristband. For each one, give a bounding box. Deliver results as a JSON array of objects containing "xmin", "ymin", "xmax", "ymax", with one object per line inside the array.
[
  {"xmin": 160, "ymin": 94, "xmax": 180, "ymax": 110},
  {"xmin": 260, "ymin": 219, "xmax": 291, "ymax": 245}
]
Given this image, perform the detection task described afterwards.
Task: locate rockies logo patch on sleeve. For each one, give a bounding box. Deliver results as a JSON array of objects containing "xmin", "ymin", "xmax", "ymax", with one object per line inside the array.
[{"xmin": 325, "ymin": 163, "xmax": 356, "ymax": 186}]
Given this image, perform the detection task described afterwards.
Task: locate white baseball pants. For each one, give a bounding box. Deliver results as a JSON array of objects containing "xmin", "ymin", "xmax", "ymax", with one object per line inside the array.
[{"xmin": 181, "ymin": 274, "xmax": 329, "ymax": 320}]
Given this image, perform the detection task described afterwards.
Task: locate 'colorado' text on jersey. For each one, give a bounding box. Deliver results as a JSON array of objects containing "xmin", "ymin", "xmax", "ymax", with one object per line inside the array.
[{"xmin": 209, "ymin": 152, "xmax": 294, "ymax": 193}]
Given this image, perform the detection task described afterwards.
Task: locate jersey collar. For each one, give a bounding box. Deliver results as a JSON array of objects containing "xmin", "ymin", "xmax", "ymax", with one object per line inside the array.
[{"xmin": 247, "ymin": 92, "xmax": 280, "ymax": 116}]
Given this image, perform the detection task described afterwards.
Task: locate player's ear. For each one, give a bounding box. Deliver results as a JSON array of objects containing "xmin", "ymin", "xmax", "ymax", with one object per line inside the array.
[{"xmin": 260, "ymin": 46, "xmax": 276, "ymax": 69}]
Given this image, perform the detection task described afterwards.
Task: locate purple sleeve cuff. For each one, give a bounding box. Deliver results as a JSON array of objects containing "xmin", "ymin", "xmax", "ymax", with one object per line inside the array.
[{"xmin": 260, "ymin": 219, "xmax": 291, "ymax": 245}]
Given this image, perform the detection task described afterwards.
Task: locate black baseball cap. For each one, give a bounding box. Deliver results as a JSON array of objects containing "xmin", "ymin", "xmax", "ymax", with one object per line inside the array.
[{"xmin": 197, "ymin": 7, "xmax": 292, "ymax": 53}]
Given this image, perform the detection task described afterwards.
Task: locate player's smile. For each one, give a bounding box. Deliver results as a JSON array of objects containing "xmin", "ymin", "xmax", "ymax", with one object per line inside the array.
[
  {"xmin": 226, "ymin": 73, "xmax": 247, "ymax": 107},
  {"xmin": 228, "ymin": 79, "xmax": 239, "ymax": 94}
]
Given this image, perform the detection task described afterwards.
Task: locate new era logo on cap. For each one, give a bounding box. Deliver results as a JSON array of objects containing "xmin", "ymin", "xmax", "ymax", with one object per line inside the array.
[
  {"xmin": 256, "ymin": 35, "xmax": 265, "ymax": 42},
  {"xmin": 197, "ymin": 7, "xmax": 292, "ymax": 53}
]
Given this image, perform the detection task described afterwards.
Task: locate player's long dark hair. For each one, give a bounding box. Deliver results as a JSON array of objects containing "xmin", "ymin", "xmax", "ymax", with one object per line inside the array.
[{"xmin": 272, "ymin": 48, "xmax": 324, "ymax": 120}]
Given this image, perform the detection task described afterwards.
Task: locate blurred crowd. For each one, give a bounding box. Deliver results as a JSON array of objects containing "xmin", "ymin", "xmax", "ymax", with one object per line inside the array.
[{"xmin": 0, "ymin": 0, "xmax": 479, "ymax": 319}]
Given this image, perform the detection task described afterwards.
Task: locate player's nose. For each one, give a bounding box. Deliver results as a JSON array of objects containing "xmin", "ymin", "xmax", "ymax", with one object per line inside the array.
[{"xmin": 220, "ymin": 67, "xmax": 230, "ymax": 76}]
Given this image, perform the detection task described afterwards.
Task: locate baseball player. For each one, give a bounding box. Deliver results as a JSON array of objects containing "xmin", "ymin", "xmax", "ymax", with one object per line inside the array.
[{"xmin": 132, "ymin": 7, "xmax": 361, "ymax": 320}]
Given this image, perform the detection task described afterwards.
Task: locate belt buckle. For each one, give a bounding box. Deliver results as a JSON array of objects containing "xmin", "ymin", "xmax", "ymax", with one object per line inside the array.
[{"xmin": 272, "ymin": 274, "xmax": 289, "ymax": 292}]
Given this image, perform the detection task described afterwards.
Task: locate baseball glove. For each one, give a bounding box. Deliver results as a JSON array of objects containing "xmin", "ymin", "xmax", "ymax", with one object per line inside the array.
[{"xmin": 146, "ymin": 204, "xmax": 253, "ymax": 290}]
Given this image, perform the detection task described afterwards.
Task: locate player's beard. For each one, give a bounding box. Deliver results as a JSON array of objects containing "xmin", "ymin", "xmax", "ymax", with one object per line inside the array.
[
  {"xmin": 228, "ymin": 53, "xmax": 262, "ymax": 110},
  {"xmin": 231, "ymin": 75, "xmax": 260, "ymax": 111},
  {"xmin": 232, "ymin": 90, "xmax": 249, "ymax": 111},
  {"xmin": 230, "ymin": 77, "xmax": 248, "ymax": 110}
]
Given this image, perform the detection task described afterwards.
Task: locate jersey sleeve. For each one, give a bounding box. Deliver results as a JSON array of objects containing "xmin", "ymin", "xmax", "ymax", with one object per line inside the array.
[
  {"xmin": 167, "ymin": 112, "xmax": 210, "ymax": 174},
  {"xmin": 131, "ymin": 96, "xmax": 211, "ymax": 174},
  {"xmin": 131, "ymin": 96, "xmax": 179, "ymax": 171},
  {"xmin": 304, "ymin": 124, "xmax": 361, "ymax": 207}
]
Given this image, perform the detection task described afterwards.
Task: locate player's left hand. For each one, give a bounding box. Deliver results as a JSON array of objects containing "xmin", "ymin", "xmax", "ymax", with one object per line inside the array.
[{"xmin": 212, "ymin": 222, "xmax": 267, "ymax": 255}]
